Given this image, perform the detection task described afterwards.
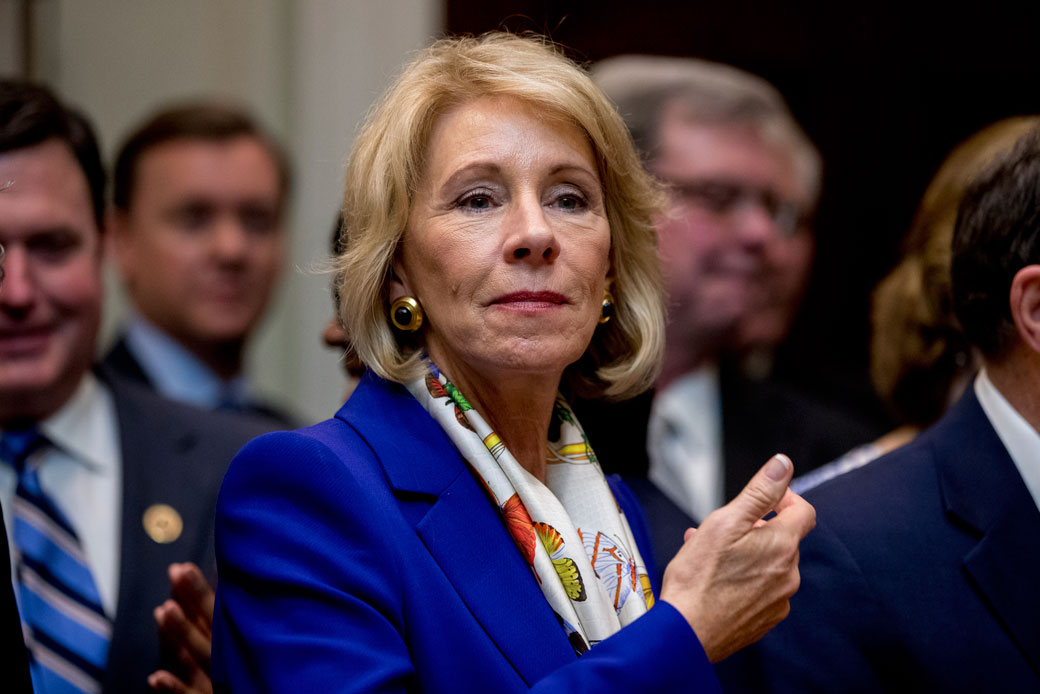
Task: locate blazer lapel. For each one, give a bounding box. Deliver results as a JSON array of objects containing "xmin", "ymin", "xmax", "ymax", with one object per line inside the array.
[
  {"xmin": 935, "ymin": 390, "xmax": 1040, "ymax": 677},
  {"xmin": 339, "ymin": 374, "xmax": 576, "ymax": 684}
]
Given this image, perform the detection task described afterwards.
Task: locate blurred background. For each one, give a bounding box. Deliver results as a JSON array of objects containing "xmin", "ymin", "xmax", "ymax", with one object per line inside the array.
[{"xmin": 3, "ymin": 0, "xmax": 1039, "ymax": 426}]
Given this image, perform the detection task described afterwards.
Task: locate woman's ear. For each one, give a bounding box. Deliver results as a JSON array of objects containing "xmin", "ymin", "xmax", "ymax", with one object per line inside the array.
[
  {"xmin": 1010, "ymin": 264, "xmax": 1040, "ymax": 354},
  {"xmin": 389, "ymin": 257, "xmax": 411, "ymax": 303}
]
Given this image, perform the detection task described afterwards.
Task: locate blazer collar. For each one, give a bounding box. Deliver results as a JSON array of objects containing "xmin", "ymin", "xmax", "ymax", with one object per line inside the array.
[
  {"xmin": 933, "ymin": 388, "xmax": 1040, "ymax": 676},
  {"xmin": 336, "ymin": 372, "xmax": 577, "ymax": 684},
  {"xmin": 336, "ymin": 371, "xmax": 462, "ymax": 495}
]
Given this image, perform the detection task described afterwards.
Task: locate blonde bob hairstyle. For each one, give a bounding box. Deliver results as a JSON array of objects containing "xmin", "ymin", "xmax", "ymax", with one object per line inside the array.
[{"xmin": 335, "ymin": 32, "xmax": 666, "ymax": 400}]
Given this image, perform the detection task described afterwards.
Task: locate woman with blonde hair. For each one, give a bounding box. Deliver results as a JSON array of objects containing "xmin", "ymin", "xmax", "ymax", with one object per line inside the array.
[{"xmin": 211, "ymin": 33, "xmax": 813, "ymax": 692}]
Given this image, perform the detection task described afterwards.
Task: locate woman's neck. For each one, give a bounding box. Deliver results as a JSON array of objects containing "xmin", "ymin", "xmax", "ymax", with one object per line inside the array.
[{"xmin": 433, "ymin": 357, "xmax": 562, "ymax": 483}]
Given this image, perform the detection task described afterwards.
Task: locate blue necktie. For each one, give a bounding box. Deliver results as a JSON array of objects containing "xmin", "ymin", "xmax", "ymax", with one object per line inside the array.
[{"xmin": 0, "ymin": 428, "xmax": 111, "ymax": 693}]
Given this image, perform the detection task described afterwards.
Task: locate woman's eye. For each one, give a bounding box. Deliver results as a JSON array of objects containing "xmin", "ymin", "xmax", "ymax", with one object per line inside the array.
[
  {"xmin": 554, "ymin": 192, "xmax": 587, "ymax": 211},
  {"xmin": 456, "ymin": 191, "xmax": 496, "ymax": 211}
]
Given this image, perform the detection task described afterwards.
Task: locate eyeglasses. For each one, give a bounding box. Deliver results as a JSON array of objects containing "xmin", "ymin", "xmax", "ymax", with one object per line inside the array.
[{"xmin": 662, "ymin": 178, "xmax": 804, "ymax": 238}]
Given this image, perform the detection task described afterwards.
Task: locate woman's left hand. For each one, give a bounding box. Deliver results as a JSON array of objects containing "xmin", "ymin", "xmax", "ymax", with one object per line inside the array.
[{"xmin": 659, "ymin": 453, "xmax": 816, "ymax": 663}]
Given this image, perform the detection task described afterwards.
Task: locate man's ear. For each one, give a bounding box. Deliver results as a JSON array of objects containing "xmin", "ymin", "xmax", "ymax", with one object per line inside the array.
[
  {"xmin": 1010, "ymin": 264, "xmax": 1040, "ymax": 354},
  {"xmin": 105, "ymin": 207, "xmax": 134, "ymax": 276}
]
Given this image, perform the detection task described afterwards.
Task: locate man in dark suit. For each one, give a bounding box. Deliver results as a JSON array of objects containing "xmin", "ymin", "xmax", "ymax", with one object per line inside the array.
[
  {"xmin": 717, "ymin": 125, "xmax": 1040, "ymax": 691},
  {"xmin": 0, "ymin": 80, "xmax": 275, "ymax": 693},
  {"xmin": 0, "ymin": 220, "xmax": 33, "ymax": 691},
  {"xmin": 103, "ymin": 102, "xmax": 295, "ymax": 427},
  {"xmin": 584, "ymin": 56, "xmax": 876, "ymax": 526}
]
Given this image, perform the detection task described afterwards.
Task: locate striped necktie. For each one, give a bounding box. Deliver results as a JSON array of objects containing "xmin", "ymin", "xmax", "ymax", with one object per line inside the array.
[{"xmin": 0, "ymin": 428, "xmax": 111, "ymax": 693}]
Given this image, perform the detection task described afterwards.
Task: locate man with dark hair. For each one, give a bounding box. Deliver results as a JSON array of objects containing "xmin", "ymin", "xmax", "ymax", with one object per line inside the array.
[
  {"xmin": 0, "ymin": 80, "xmax": 275, "ymax": 693},
  {"xmin": 718, "ymin": 126, "xmax": 1040, "ymax": 691},
  {"xmin": 103, "ymin": 103, "xmax": 294, "ymax": 426},
  {"xmin": 0, "ymin": 201, "xmax": 33, "ymax": 692}
]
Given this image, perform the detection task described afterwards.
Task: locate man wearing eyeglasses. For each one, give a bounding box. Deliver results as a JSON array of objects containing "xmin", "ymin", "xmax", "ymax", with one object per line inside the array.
[{"xmin": 585, "ymin": 57, "xmax": 875, "ymax": 529}]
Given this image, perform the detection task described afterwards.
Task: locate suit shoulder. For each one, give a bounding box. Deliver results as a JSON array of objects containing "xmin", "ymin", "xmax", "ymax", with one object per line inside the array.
[
  {"xmin": 223, "ymin": 418, "xmax": 388, "ymax": 501},
  {"xmin": 108, "ymin": 371, "xmax": 278, "ymax": 436},
  {"xmin": 806, "ymin": 434, "xmax": 937, "ymax": 513},
  {"xmin": 98, "ymin": 337, "xmax": 151, "ymax": 384},
  {"xmin": 799, "ymin": 433, "xmax": 952, "ymax": 580}
]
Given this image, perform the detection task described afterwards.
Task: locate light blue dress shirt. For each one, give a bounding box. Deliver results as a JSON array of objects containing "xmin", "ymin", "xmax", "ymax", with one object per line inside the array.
[{"xmin": 123, "ymin": 314, "xmax": 250, "ymax": 410}]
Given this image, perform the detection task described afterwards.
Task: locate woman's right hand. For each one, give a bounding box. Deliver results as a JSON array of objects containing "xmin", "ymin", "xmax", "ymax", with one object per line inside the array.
[{"xmin": 659, "ymin": 453, "xmax": 816, "ymax": 663}]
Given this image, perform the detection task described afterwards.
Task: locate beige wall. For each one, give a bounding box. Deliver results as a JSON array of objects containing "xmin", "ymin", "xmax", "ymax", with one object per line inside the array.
[
  {"xmin": 6, "ymin": 0, "xmax": 442, "ymax": 423},
  {"xmin": 0, "ymin": 1, "xmax": 23, "ymax": 75}
]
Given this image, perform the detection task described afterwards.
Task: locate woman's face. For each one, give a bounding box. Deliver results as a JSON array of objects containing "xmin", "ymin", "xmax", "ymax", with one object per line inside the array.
[{"xmin": 393, "ymin": 96, "xmax": 611, "ymax": 386}]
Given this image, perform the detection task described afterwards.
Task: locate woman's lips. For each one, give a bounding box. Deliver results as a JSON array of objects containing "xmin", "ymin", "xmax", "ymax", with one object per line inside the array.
[{"xmin": 490, "ymin": 291, "xmax": 567, "ymax": 309}]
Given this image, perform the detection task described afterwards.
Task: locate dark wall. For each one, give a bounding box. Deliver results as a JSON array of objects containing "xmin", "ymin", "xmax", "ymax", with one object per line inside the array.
[{"xmin": 445, "ymin": 1, "xmax": 1040, "ymax": 423}]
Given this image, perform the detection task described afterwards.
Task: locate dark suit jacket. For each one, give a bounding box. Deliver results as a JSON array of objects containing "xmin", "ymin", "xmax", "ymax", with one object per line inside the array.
[
  {"xmin": 578, "ymin": 366, "xmax": 880, "ymax": 499},
  {"xmin": 212, "ymin": 372, "xmax": 720, "ymax": 693},
  {"xmin": 716, "ymin": 365, "xmax": 882, "ymax": 502},
  {"xmin": 0, "ymin": 506, "xmax": 32, "ymax": 692},
  {"xmin": 102, "ymin": 336, "xmax": 297, "ymax": 429},
  {"xmin": 97, "ymin": 368, "xmax": 279, "ymax": 694},
  {"xmin": 716, "ymin": 387, "xmax": 1040, "ymax": 692},
  {"xmin": 575, "ymin": 364, "xmax": 879, "ymax": 572}
]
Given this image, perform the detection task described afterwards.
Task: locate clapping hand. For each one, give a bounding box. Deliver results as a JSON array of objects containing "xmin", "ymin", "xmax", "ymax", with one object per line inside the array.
[{"xmin": 148, "ymin": 563, "xmax": 215, "ymax": 694}]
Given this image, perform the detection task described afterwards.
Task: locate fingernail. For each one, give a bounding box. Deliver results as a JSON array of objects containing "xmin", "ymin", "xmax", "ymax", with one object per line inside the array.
[{"xmin": 766, "ymin": 453, "xmax": 791, "ymax": 481}]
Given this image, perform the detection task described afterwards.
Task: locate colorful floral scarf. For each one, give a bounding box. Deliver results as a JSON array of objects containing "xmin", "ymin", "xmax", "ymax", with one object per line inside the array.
[{"xmin": 406, "ymin": 359, "xmax": 654, "ymax": 654}]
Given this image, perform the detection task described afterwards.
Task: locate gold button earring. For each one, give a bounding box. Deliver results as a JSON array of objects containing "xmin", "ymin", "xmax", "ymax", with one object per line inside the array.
[{"xmin": 390, "ymin": 296, "xmax": 424, "ymax": 332}]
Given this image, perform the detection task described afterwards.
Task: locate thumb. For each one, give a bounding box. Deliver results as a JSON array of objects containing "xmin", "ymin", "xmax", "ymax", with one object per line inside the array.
[{"xmin": 725, "ymin": 453, "xmax": 793, "ymax": 528}]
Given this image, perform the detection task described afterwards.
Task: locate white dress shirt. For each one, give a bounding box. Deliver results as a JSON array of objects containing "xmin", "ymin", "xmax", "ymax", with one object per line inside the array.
[
  {"xmin": 0, "ymin": 373, "xmax": 122, "ymax": 615},
  {"xmin": 647, "ymin": 365, "xmax": 724, "ymax": 522},
  {"xmin": 975, "ymin": 368, "xmax": 1040, "ymax": 513}
]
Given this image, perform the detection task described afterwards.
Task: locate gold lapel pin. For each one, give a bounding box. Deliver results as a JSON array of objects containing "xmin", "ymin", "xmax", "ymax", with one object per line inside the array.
[{"xmin": 143, "ymin": 504, "xmax": 183, "ymax": 544}]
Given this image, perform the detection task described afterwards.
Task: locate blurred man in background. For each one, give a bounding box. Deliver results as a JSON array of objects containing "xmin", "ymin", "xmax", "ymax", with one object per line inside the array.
[
  {"xmin": 0, "ymin": 79, "xmax": 273, "ymax": 693},
  {"xmin": 589, "ymin": 56, "xmax": 875, "ymax": 523},
  {"xmin": 718, "ymin": 121, "xmax": 1040, "ymax": 694},
  {"xmin": 104, "ymin": 103, "xmax": 295, "ymax": 427}
]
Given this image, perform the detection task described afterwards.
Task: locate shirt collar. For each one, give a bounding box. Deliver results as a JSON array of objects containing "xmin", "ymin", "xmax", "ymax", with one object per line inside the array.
[
  {"xmin": 38, "ymin": 372, "xmax": 119, "ymax": 475},
  {"xmin": 653, "ymin": 363, "xmax": 721, "ymax": 429},
  {"xmin": 974, "ymin": 368, "xmax": 1040, "ymax": 512},
  {"xmin": 124, "ymin": 313, "xmax": 249, "ymax": 409}
]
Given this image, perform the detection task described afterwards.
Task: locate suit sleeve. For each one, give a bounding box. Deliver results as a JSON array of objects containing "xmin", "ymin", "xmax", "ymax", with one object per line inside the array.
[
  {"xmin": 212, "ymin": 430, "xmax": 718, "ymax": 693},
  {"xmin": 212, "ymin": 430, "xmax": 417, "ymax": 692},
  {"xmin": 715, "ymin": 520, "xmax": 905, "ymax": 693}
]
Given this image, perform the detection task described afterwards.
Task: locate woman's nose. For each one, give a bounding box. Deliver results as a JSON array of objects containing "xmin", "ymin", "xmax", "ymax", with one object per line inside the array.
[{"xmin": 504, "ymin": 196, "xmax": 560, "ymax": 263}]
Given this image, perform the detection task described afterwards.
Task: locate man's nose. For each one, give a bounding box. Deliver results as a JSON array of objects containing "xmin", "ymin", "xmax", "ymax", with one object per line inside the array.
[
  {"xmin": 212, "ymin": 217, "xmax": 249, "ymax": 261},
  {"xmin": 731, "ymin": 199, "xmax": 777, "ymax": 251},
  {"xmin": 0, "ymin": 245, "xmax": 37, "ymax": 310}
]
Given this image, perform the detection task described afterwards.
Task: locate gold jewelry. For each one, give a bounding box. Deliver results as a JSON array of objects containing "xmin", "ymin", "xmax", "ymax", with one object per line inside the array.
[
  {"xmin": 599, "ymin": 290, "xmax": 615, "ymax": 324},
  {"xmin": 390, "ymin": 296, "xmax": 423, "ymax": 332}
]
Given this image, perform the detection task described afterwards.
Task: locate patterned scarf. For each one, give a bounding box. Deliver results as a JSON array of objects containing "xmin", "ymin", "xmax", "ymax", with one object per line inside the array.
[{"xmin": 406, "ymin": 358, "xmax": 654, "ymax": 655}]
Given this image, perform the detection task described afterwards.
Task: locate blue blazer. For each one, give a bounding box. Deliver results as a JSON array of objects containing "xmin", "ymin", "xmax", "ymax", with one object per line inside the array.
[
  {"xmin": 212, "ymin": 372, "xmax": 719, "ymax": 693},
  {"xmin": 717, "ymin": 387, "xmax": 1040, "ymax": 692}
]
